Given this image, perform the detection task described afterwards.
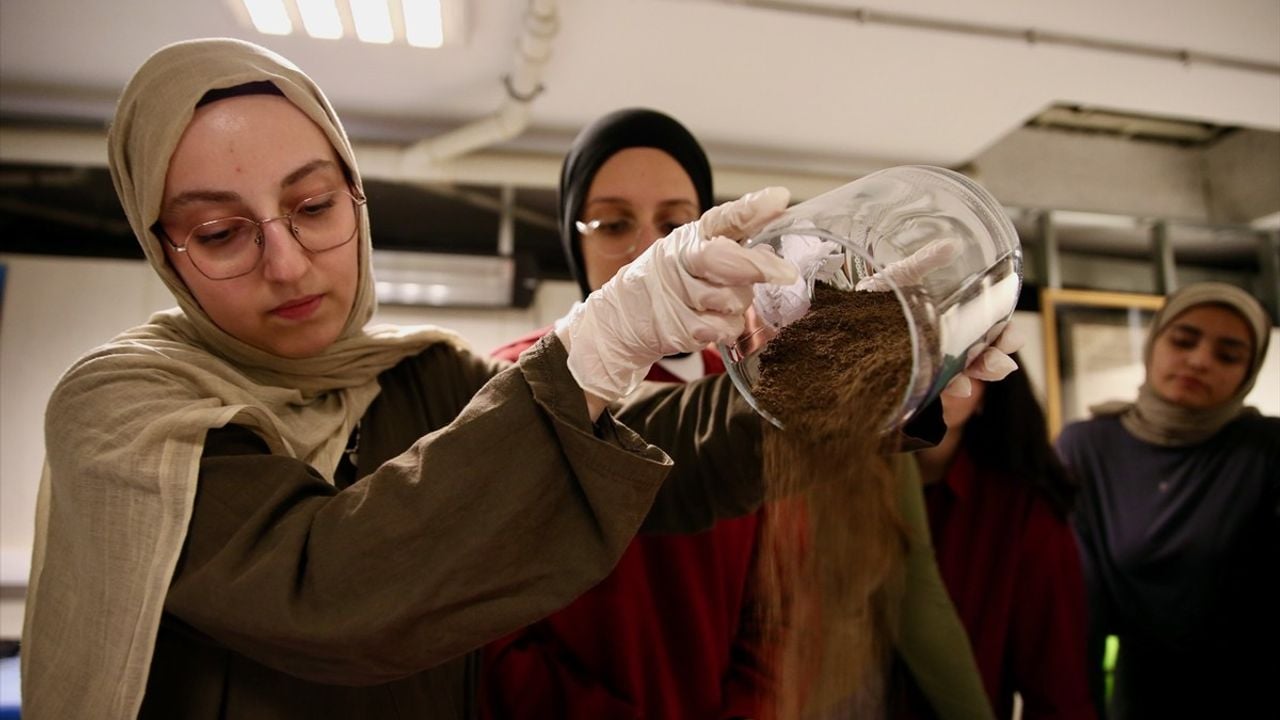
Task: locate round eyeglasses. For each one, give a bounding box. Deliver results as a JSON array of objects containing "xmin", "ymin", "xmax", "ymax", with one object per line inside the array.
[
  {"xmin": 162, "ymin": 190, "xmax": 367, "ymax": 280},
  {"xmin": 575, "ymin": 213, "xmax": 696, "ymax": 260},
  {"xmin": 576, "ymin": 217, "xmax": 640, "ymax": 258}
]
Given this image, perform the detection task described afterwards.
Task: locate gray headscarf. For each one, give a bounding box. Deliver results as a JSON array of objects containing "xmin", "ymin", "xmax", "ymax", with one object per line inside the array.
[
  {"xmin": 1093, "ymin": 281, "xmax": 1272, "ymax": 446},
  {"xmin": 22, "ymin": 38, "xmax": 460, "ymax": 719}
]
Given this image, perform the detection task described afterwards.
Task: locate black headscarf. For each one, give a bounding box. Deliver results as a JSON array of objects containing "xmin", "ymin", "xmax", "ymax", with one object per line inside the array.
[{"xmin": 558, "ymin": 108, "xmax": 714, "ymax": 298}]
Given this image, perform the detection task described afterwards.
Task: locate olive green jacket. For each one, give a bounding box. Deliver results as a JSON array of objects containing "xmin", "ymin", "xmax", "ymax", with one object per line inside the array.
[{"xmin": 138, "ymin": 335, "xmax": 988, "ymax": 719}]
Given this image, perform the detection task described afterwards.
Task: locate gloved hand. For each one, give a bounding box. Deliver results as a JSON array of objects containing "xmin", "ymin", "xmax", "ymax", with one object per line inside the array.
[
  {"xmin": 854, "ymin": 237, "xmax": 962, "ymax": 292},
  {"xmin": 555, "ymin": 187, "xmax": 798, "ymax": 404},
  {"xmin": 943, "ymin": 322, "xmax": 1024, "ymax": 397},
  {"xmin": 752, "ymin": 223, "xmax": 844, "ymax": 330},
  {"xmin": 854, "ymin": 238, "xmax": 1024, "ymax": 397}
]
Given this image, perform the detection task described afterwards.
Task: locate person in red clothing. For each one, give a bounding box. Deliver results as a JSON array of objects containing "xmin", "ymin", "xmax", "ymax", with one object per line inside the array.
[
  {"xmin": 902, "ymin": 355, "xmax": 1096, "ymax": 720},
  {"xmin": 481, "ymin": 108, "xmax": 773, "ymax": 719}
]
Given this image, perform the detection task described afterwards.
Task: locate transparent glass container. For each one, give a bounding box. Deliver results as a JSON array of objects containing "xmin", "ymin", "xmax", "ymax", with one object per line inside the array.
[{"xmin": 721, "ymin": 165, "xmax": 1023, "ymax": 432}]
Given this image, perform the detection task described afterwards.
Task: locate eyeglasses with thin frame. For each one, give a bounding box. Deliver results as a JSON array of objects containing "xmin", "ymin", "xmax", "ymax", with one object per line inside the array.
[
  {"xmin": 159, "ymin": 189, "xmax": 367, "ymax": 280},
  {"xmin": 575, "ymin": 210, "xmax": 698, "ymax": 260}
]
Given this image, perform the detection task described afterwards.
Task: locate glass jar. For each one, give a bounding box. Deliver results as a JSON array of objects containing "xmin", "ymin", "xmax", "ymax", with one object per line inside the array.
[{"xmin": 721, "ymin": 165, "xmax": 1023, "ymax": 432}]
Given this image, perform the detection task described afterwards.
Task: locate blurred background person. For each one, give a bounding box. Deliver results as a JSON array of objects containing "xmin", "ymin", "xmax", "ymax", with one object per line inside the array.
[
  {"xmin": 900, "ymin": 358, "xmax": 1095, "ymax": 719},
  {"xmin": 1057, "ymin": 281, "xmax": 1280, "ymax": 719}
]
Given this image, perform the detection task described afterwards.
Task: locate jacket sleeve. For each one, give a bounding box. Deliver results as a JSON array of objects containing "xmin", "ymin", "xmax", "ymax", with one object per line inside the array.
[
  {"xmin": 612, "ymin": 373, "xmax": 767, "ymax": 534},
  {"xmin": 893, "ymin": 457, "xmax": 996, "ymax": 720},
  {"xmin": 163, "ymin": 335, "xmax": 673, "ymax": 686}
]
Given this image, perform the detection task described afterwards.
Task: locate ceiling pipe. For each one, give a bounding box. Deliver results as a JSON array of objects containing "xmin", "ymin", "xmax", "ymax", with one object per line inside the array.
[{"xmin": 400, "ymin": 0, "xmax": 558, "ymax": 173}]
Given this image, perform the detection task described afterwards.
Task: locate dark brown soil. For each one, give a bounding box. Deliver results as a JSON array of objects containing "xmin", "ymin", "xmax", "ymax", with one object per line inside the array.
[
  {"xmin": 753, "ymin": 284, "xmax": 914, "ymax": 719},
  {"xmin": 755, "ymin": 285, "xmax": 912, "ymax": 439}
]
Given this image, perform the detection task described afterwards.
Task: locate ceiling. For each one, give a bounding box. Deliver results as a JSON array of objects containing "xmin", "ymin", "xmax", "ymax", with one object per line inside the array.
[
  {"xmin": 2, "ymin": 0, "xmax": 1277, "ymax": 171},
  {"xmin": 1, "ymin": 0, "xmax": 1278, "ymax": 280}
]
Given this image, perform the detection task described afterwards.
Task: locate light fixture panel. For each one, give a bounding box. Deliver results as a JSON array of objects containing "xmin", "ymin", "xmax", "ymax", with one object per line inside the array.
[
  {"xmin": 229, "ymin": 0, "xmax": 465, "ymax": 47},
  {"xmin": 237, "ymin": 0, "xmax": 293, "ymax": 35},
  {"xmin": 349, "ymin": 0, "xmax": 395, "ymax": 44},
  {"xmin": 402, "ymin": 0, "xmax": 443, "ymax": 48},
  {"xmin": 296, "ymin": 0, "xmax": 344, "ymax": 39}
]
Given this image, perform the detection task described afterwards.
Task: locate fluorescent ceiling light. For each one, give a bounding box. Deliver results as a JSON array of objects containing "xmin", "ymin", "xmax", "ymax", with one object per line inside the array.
[
  {"xmin": 296, "ymin": 0, "xmax": 343, "ymax": 39},
  {"xmin": 349, "ymin": 0, "xmax": 394, "ymax": 44},
  {"xmin": 242, "ymin": 0, "xmax": 293, "ymax": 35},
  {"xmin": 403, "ymin": 0, "xmax": 444, "ymax": 48},
  {"xmin": 234, "ymin": 0, "xmax": 454, "ymax": 47}
]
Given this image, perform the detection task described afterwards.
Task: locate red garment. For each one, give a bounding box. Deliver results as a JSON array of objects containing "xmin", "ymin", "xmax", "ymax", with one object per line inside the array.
[
  {"xmin": 481, "ymin": 329, "xmax": 769, "ymax": 720},
  {"xmin": 905, "ymin": 449, "xmax": 1096, "ymax": 720}
]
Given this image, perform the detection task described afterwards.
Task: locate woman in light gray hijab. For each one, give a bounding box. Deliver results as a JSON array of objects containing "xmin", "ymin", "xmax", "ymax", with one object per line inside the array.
[
  {"xmin": 19, "ymin": 37, "xmax": 790, "ymax": 719},
  {"xmin": 1056, "ymin": 281, "xmax": 1279, "ymax": 719}
]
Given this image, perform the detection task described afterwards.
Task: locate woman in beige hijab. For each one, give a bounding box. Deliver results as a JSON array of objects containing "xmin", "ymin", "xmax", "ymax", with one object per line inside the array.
[
  {"xmin": 19, "ymin": 37, "xmax": 798, "ymax": 719},
  {"xmin": 1056, "ymin": 282, "xmax": 1279, "ymax": 719}
]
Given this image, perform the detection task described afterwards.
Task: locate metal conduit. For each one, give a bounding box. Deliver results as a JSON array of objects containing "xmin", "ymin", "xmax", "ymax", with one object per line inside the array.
[{"xmin": 400, "ymin": 0, "xmax": 559, "ymax": 171}]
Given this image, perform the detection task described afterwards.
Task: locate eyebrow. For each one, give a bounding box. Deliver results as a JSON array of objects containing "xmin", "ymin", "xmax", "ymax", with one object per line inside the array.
[
  {"xmin": 583, "ymin": 197, "xmax": 699, "ymax": 212},
  {"xmin": 1168, "ymin": 322, "xmax": 1250, "ymax": 349},
  {"xmin": 162, "ymin": 158, "xmax": 340, "ymax": 212},
  {"xmin": 281, "ymin": 158, "xmax": 339, "ymax": 188}
]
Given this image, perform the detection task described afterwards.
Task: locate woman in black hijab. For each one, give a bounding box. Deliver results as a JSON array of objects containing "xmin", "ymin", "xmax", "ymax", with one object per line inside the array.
[
  {"xmin": 486, "ymin": 107, "xmax": 995, "ymax": 720},
  {"xmin": 558, "ymin": 108, "xmax": 715, "ymax": 298},
  {"xmin": 484, "ymin": 109, "xmax": 772, "ymax": 720}
]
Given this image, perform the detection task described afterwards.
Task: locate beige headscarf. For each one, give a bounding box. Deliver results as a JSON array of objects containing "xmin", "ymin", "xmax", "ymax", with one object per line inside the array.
[
  {"xmin": 1091, "ymin": 281, "xmax": 1272, "ymax": 446},
  {"xmin": 21, "ymin": 38, "xmax": 461, "ymax": 719}
]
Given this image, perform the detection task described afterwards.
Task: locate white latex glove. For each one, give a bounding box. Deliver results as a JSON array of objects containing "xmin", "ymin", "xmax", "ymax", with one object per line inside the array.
[
  {"xmin": 555, "ymin": 187, "xmax": 798, "ymax": 404},
  {"xmin": 942, "ymin": 321, "xmax": 1025, "ymax": 398},
  {"xmin": 852, "ymin": 238, "xmax": 1024, "ymax": 397},
  {"xmin": 753, "ymin": 223, "xmax": 844, "ymax": 330},
  {"xmin": 855, "ymin": 237, "xmax": 962, "ymax": 291}
]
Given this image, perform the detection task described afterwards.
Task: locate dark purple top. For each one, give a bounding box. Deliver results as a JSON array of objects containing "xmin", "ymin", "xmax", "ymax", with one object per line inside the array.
[{"xmin": 1056, "ymin": 413, "xmax": 1280, "ymax": 718}]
